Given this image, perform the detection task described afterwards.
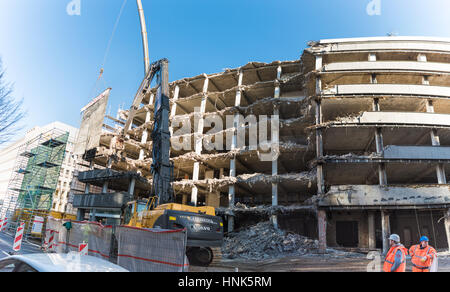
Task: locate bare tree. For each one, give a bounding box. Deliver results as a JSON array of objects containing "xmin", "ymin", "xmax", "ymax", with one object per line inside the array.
[{"xmin": 0, "ymin": 59, "xmax": 25, "ymax": 145}]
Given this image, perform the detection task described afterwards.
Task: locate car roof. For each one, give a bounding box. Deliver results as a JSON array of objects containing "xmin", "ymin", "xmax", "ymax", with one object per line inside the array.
[{"xmin": 1, "ymin": 253, "xmax": 128, "ymax": 272}]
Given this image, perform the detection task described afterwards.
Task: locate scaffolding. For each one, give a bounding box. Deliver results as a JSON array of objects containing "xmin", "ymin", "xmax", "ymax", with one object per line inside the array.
[{"xmin": 0, "ymin": 128, "xmax": 69, "ymax": 239}]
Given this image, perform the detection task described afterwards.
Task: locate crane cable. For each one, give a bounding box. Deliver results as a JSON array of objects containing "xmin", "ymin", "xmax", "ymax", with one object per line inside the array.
[
  {"xmin": 88, "ymin": 0, "xmax": 128, "ymax": 99},
  {"xmin": 430, "ymin": 210, "xmax": 437, "ymax": 248},
  {"xmin": 414, "ymin": 207, "xmax": 421, "ymax": 237}
]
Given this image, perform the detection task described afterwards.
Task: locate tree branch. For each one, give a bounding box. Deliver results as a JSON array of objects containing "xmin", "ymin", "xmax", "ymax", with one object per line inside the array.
[{"xmin": 0, "ymin": 59, "xmax": 25, "ymax": 145}]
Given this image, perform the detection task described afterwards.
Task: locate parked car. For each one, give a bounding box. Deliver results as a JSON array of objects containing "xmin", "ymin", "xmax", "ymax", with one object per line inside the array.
[{"xmin": 0, "ymin": 253, "xmax": 128, "ymax": 272}]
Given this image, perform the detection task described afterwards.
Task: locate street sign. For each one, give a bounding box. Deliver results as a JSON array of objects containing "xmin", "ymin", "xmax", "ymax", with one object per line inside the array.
[{"xmin": 31, "ymin": 216, "xmax": 44, "ymax": 235}]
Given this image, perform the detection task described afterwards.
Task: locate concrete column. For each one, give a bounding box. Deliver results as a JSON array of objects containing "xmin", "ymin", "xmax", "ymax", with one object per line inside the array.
[
  {"xmin": 102, "ymin": 181, "xmax": 109, "ymax": 194},
  {"xmin": 315, "ymin": 101, "xmax": 325, "ymax": 194},
  {"xmin": 139, "ymin": 110, "xmax": 152, "ymax": 160},
  {"xmin": 426, "ymin": 99, "xmax": 434, "ymax": 113},
  {"xmin": 191, "ymin": 165, "xmax": 200, "ymax": 206},
  {"xmin": 191, "ymin": 77, "xmax": 209, "ymax": 206},
  {"xmin": 318, "ymin": 209, "xmax": 327, "ymax": 253},
  {"xmin": 436, "ymin": 164, "xmax": 447, "ymax": 184},
  {"xmin": 271, "ymin": 66, "xmax": 282, "ymax": 229},
  {"xmin": 229, "ymin": 159, "xmax": 236, "ymax": 207},
  {"xmin": 368, "ymin": 212, "xmax": 376, "ymax": 250},
  {"xmin": 128, "ymin": 177, "xmax": 136, "ymax": 197},
  {"xmin": 89, "ymin": 210, "xmax": 96, "ymax": 222},
  {"xmin": 169, "ymin": 86, "xmax": 180, "ymax": 137},
  {"xmin": 373, "ymin": 99, "xmax": 387, "ymax": 186},
  {"xmin": 86, "ymin": 161, "xmax": 95, "ymax": 221},
  {"xmin": 102, "ymin": 157, "xmax": 113, "ymax": 194},
  {"xmin": 378, "ymin": 163, "xmax": 388, "ymax": 186},
  {"xmin": 316, "ymin": 165, "xmax": 325, "ymax": 194},
  {"xmin": 375, "ymin": 128, "xmax": 383, "ymax": 153},
  {"xmin": 76, "ymin": 209, "xmax": 85, "ymax": 221},
  {"xmin": 381, "ymin": 211, "xmax": 391, "ymax": 255},
  {"xmin": 315, "ymin": 54, "xmax": 325, "ymax": 197},
  {"xmin": 315, "ymin": 55, "xmax": 323, "ymax": 73},
  {"xmin": 418, "ymin": 53, "xmax": 427, "ymax": 62},
  {"xmin": 83, "ymin": 178, "xmax": 93, "ymax": 221},
  {"xmin": 445, "ymin": 209, "xmax": 450, "ymax": 252},
  {"xmin": 427, "ymin": 100, "xmax": 447, "ymax": 184},
  {"xmin": 228, "ymin": 71, "xmax": 243, "ymax": 233},
  {"xmin": 84, "ymin": 183, "xmax": 90, "ymax": 195}
]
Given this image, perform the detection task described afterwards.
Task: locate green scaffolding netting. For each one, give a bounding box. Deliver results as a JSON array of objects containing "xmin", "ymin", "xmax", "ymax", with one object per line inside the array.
[{"xmin": 16, "ymin": 132, "xmax": 69, "ymax": 211}]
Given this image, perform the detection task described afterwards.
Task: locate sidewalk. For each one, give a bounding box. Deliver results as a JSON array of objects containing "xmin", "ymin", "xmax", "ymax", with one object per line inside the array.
[{"xmin": 0, "ymin": 232, "xmax": 42, "ymax": 259}]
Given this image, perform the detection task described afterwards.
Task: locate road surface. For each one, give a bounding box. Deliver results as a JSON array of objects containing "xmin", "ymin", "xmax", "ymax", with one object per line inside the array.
[
  {"xmin": 0, "ymin": 232, "xmax": 41, "ymax": 260},
  {"xmin": 190, "ymin": 253, "xmax": 450, "ymax": 272}
]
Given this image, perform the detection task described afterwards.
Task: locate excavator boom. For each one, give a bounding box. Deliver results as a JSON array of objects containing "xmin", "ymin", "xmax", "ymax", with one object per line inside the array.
[{"xmin": 120, "ymin": 3, "xmax": 223, "ymax": 267}]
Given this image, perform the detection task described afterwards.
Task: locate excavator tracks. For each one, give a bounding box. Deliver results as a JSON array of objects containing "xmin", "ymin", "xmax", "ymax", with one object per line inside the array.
[
  {"xmin": 187, "ymin": 247, "xmax": 223, "ymax": 267},
  {"xmin": 210, "ymin": 247, "xmax": 223, "ymax": 265}
]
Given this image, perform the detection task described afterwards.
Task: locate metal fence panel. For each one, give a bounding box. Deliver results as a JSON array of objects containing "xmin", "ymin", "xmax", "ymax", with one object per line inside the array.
[{"xmin": 116, "ymin": 226, "xmax": 188, "ymax": 272}]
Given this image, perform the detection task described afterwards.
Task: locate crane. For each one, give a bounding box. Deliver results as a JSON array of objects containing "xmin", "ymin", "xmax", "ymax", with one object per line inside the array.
[{"xmin": 119, "ymin": 0, "xmax": 224, "ymax": 266}]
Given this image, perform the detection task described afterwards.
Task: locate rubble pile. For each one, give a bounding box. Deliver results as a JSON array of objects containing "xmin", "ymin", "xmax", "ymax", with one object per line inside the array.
[{"xmin": 222, "ymin": 221, "xmax": 319, "ymax": 260}]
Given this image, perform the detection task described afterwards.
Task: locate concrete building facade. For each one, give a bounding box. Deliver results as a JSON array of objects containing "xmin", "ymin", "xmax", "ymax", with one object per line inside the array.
[
  {"xmin": 305, "ymin": 37, "xmax": 450, "ymax": 252},
  {"xmin": 72, "ymin": 36, "xmax": 450, "ymax": 253}
]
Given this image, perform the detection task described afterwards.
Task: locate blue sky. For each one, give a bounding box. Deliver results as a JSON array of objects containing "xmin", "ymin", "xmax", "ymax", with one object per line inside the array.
[{"xmin": 0, "ymin": 0, "xmax": 449, "ymax": 137}]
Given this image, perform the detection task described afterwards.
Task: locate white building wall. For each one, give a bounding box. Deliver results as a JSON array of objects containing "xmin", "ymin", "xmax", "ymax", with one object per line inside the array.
[
  {"xmin": 0, "ymin": 137, "xmax": 25, "ymax": 207},
  {"xmin": 0, "ymin": 121, "xmax": 79, "ymax": 216}
]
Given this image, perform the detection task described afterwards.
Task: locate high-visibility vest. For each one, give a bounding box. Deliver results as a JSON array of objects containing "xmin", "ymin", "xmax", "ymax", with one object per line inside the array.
[
  {"xmin": 409, "ymin": 245, "xmax": 436, "ymax": 270},
  {"xmin": 383, "ymin": 245, "xmax": 407, "ymax": 272}
]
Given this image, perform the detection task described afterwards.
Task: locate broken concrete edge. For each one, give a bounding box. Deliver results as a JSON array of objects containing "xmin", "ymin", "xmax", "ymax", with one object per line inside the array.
[
  {"xmin": 314, "ymin": 184, "xmax": 450, "ymax": 209},
  {"xmin": 143, "ymin": 60, "xmax": 303, "ymax": 97}
]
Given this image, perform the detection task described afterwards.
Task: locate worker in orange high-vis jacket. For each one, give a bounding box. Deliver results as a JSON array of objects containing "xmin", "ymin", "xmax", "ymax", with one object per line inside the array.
[
  {"xmin": 409, "ymin": 236, "xmax": 437, "ymax": 272},
  {"xmin": 383, "ymin": 234, "xmax": 408, "ymax": 272}
]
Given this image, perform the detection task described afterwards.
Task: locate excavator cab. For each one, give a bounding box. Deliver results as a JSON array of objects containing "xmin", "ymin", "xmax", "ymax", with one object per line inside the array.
[
  {"xmin": 122, "ymin": 200, "xmax": 146, "ymax": 226},
  {"xmin": 121, "ymin": 197, "xmax": 158, "ymax": 227}
]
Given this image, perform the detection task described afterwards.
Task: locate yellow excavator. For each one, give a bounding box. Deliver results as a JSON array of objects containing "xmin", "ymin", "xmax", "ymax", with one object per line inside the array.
[
  {"xmin": 121, "ymin": 196, "xmax": 223, "ymax": 266},
  {"xmin": 119, "ymin": 59, "xmax": 223, "ymax": 266}
]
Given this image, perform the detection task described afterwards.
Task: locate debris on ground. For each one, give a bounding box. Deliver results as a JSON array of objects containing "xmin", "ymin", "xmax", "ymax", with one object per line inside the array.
[
  {"xmin": 222, "ymin": 221, "xmax": 366, "ymax": 260},
  {"xmin": 222, "ymin": 221, "xmax": 319, "ymax": 260}
]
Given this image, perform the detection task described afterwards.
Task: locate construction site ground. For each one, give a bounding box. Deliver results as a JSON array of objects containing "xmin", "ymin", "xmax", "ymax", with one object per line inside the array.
[{"xmin": 190, "ymin": 253, "xmax": 450, "ymax": 272}]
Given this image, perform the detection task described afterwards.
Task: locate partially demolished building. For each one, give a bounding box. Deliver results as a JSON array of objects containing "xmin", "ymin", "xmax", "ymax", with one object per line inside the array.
[{"xmin": 72, "ymin": 36, "xmax": 450, "ymax": 253}]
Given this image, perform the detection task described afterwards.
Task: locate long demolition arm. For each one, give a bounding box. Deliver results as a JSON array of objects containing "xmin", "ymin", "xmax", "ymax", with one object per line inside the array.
[
  {"xmin": 150, "ymin": 59, "xmax": 173, "ymax": 205},
  {"xmin": 123, "ymin": 0, "xmax": 151, "ymax": 135}
]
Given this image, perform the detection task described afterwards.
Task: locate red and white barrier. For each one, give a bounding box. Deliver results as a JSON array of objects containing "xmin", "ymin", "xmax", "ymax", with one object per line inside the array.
[
  {"xmin": 79, "ymin": 242, "xmax": 88, "ymax": 256},
  {"xmin": 1, "ymin": 217, "xmax": 8, "ymax": 232},
  {"xmin": 48, "ymin": 230, "xmax": 55, "ymax": 251},
  {"xmin": 13, "ymin": 222, "xmax": 25, "ymax": 252}
]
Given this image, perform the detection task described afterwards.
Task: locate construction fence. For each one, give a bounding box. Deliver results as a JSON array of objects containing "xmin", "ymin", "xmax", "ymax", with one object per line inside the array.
[
  {"xmin": 44, "ymin": 217, "xmax": 188, "ymax": 272},
  {"xmin": 116, "ymin": 225, "xmax": 189, "ymax": 272}
]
